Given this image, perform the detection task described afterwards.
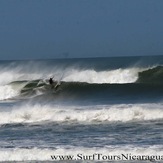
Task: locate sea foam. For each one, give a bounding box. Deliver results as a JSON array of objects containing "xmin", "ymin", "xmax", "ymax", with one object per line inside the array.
[
  {"xmin": 0, "ymin": 103, "xmax": 163, "ymax": 125},
  {"xmin": 0, "ymin": 63, "xmax": 145, "ymax": 85}
]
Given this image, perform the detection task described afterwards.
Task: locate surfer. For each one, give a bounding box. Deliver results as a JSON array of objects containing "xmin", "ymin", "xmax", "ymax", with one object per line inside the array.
[
  {"xmin": 49, "ymin": 77, "xmax": 54, "ymax": 85},
  {"xmin": 49, "ymin": 77, "xmax": 61, "ymax": 90}
]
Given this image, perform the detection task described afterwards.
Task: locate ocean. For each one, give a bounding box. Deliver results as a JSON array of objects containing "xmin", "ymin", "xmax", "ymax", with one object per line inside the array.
[{"xmin": 0, "ymin": 55, "xmax": 163, "ymax": 162}]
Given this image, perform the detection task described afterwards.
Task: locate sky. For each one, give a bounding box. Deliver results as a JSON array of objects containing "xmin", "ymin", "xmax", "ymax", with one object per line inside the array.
[{"xmin": 0, "ymin": 0, "xmax": 163, "ymax": 59}]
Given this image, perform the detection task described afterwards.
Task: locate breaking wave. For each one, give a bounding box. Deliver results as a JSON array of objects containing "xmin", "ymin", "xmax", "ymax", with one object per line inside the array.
[
  {"xmin": 0, "ymin": 65, "xmax": 140, "ymax": 85},
  {"xmin": 0, "ymin": 103, "xmax": 163, "ymax": 125},
  {"xmin": 0, "ymin": 63, "xmax": 162, "ymax": 85},
  {"xmin": 62, "ymin": 68, "xmax": 139, "ymax": 84},
  {"xmin": 0, "ymin": 63, "xmax": 163, "ymax": 101}
]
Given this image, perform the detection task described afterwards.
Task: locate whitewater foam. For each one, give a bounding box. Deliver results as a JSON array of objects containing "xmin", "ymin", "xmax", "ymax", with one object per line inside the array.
[
  {"xmin": 0, "ymin": 103, "xmax": 163, "ymax": 125},
  {"xmin": 0, "ymin": 80, "xmax": 30, "ymax": 101},
  {"xmin": 0, "ymin": 63, "xmax": 145, "ymax": 85},
  {"xmin": 0, "ymin": 62, "xmax": 50, "ymax": 86},
  {"xmin": 0, "ymin": 85, "xmax": 19, "ymax": 100},
  {"xmin": 63, "ymin": 68, "xmax": 140, "ymax": 84}
]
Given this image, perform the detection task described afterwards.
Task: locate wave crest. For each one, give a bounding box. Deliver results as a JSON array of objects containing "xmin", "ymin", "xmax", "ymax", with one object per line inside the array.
[
  {"xmin": 63, "ymin": 68, "xmax": 139, "ymax": 84},
  {"xmin": 0, "ymin": 103, "xmax": 163, "ymax": 125}
]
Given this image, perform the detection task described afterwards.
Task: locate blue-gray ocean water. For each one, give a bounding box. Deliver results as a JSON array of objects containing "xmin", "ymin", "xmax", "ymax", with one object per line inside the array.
[{"xmin": 0, "ymin": 55, "xmax": 163, "ymax": 162}]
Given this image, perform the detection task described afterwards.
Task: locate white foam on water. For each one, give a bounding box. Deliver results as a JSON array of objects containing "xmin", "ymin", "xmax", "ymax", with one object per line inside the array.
[
  {"xmin": 0, "ymin": 64, "xmax": 145, "ymax": 85},
  {"xmin": 0, "ymin": 85, "xmax": 19, "ymax": 100},
  {"xmin": 0, "ymin": 103, "xmax": 163, "ymax": 125},
  {"xmin": 63, "ymin": 68, "xmax": 141, "ymax": 84}
]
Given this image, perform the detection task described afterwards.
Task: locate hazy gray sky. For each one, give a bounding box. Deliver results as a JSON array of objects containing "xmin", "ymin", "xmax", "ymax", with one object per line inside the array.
[{"xmin": 0, "ymin": 0, "xmax": 163, "ymax": 59}]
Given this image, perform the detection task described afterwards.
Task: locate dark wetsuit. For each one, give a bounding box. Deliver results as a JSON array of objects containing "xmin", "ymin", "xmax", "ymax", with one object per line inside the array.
[
  {"xmin": 49, "ymin": 78, "xmax": 53, "ymax": 85},
  {"xmin": 49, "ymin": 78, "xmax": 60, "ymax": 90}
]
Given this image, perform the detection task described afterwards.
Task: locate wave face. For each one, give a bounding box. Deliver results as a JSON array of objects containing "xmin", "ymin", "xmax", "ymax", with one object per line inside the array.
[
  {"xmin": 0, "ymin": 56, "xmax": 163, "ymax": 102},
  {"xmin": 137, "ymin": 66, "xmax": 163, "ymax": 83}
]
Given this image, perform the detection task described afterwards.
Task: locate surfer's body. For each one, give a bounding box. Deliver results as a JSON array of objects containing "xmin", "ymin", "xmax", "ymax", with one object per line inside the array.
[
  {"xmin": 49, "ymin": 77, "xmax": 60, "ymax": 90},
  {"xmin": 49, "ymin": 78, "xmax": 54, "ymax": 85}
]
